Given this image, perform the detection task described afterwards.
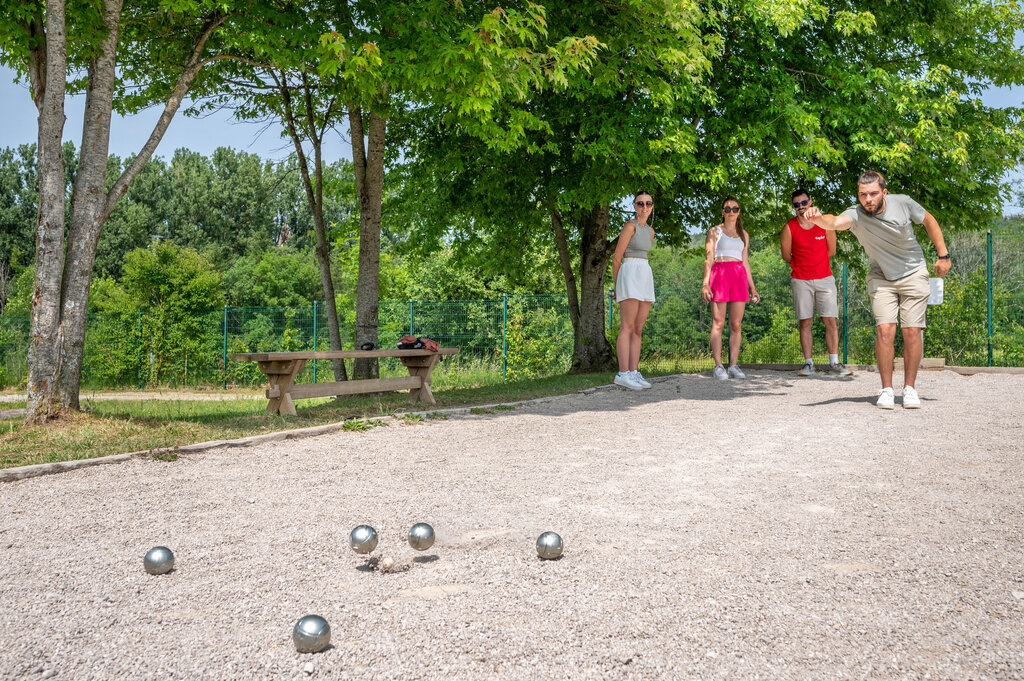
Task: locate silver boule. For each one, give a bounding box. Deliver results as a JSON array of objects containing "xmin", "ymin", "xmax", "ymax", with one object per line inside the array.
[
  {"xmin": 143, "ymin": 546, "xmax": 175, "ymax": 575},
  {"xmin": 536, "ymin": 531, "xmax": 563, "ymax": 560},
  {"xmin": 292, "ymin": 615, "xmax": 331, "ymax": 654},
  {"xmin": 349, "ymin": 525, "xmax": 379, "ymax": 554},
  {"xmin": 408, "ymin": 523, "xmax": 435, "ymax": 551}
]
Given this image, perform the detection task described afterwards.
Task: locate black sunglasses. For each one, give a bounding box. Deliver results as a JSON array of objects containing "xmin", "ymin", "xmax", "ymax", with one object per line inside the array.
[
  {"xmin": 793, "ymin": 199, "xmax": 810, "ymax": 208},
  {"xmin": 635, "ymin": 200, "xmax": 653, "ymax": 207},
  {"xmin": 723, "ymin": 206, "xmax": 740, "ymax": 213}
]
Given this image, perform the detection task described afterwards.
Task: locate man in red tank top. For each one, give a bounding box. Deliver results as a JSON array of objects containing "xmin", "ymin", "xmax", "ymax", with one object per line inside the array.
[{"xmin": 781, "ymin": 189, "xmax": 852, "ymax": 376}]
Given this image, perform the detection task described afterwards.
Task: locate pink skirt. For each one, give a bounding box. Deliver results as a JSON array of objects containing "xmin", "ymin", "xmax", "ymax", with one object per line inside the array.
[{"xmin": 710, "ymin": 261, "xmax": 749, "ymax": 302}]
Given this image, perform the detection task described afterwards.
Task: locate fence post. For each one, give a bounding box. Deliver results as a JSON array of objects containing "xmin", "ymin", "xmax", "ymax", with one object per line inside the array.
[
  {"xmin": 137, "ymin": 307, "xmax": 143, "ymax": 390},
  {"xmin": 312, "ymin": 301, "xmax": 318, "ymax": 383},
  {"xmin": 841, "ymin": 262, "xmax": 848, "ymax": 364},
  {"xmin": 502, "ymin": 294, "xmax": 508, "ymax": 383},
  {"xmin": 222, "ymin": 305, "xmax": 229, "ymax": 389},
  {"xmin": 608, "ymin": 291, "xmax": 613, "ymax": 331},
  {"xmin": 987, "ymin": 228, "xmax": 994, "ymax": 367},
  {"xmin": 409, "ymin": 301, "xmax": 415, "ymax": 336}
]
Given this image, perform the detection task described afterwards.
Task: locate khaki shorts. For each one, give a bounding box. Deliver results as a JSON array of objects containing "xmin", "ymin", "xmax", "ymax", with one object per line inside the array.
[
  {"xmin": 866, "ymin": 266, "xmax": 929, "ymax": 328},
  {"xmin": 791, "ymin": 276, "xmax": 838, "ymax": 320}
]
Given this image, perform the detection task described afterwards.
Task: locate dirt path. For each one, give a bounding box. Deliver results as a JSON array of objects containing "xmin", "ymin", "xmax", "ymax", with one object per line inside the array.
[
  {"xmin": 1, "ymin": 369, "xmax": 1022, "ymax": 680},
  {"xmin": 0, "ymin": 391, "xmax": 262, "ymax": 404}
]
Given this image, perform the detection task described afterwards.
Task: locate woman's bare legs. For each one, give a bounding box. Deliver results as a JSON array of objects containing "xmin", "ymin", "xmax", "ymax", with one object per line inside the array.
[
  {"xmin": 728, "ymin": 301, "xmax": 746, "ymax": 365},
  {"xmin": 629, "ymin": 302, "xmax": 652, "ymax": 371},
  {"xmin": 710, "ymin": 301, "xmax": 728, "ymax": 366},
  {"xmin": 617, "ymin": 299, "xmax": 639, "ymax": 372}
]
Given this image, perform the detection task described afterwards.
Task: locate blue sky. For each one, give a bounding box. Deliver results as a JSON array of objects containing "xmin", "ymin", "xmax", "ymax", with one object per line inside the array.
[{"xmin": 1, "ymin": 64, "xmax": 1021, "ymax": 213}]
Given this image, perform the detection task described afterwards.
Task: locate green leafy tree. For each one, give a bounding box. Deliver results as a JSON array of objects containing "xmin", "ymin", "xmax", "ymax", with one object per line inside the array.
[
  {"xmin": 91, "ymin": 243, "xmax": 224, "ymax": 385},
  {"xmin": 396, "ymin": 0, "xmax": 1024, "ymax": 372}
]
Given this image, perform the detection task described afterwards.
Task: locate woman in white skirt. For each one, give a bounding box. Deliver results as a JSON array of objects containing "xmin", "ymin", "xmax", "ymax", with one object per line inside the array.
[{"xmin": 611, "ymin": 191, "xmax": 656, "ymax": 390}]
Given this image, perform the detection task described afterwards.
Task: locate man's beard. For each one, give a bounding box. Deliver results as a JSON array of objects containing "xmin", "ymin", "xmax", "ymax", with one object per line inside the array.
[{"xmin": 862, "ymin": 200, "xmax": 885, "ymax": 217}]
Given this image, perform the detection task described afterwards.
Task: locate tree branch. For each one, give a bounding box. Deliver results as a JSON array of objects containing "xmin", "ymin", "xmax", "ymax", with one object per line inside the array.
[
  {"xmin": 102, "ymin": 11, "xmax": 230, "ymax": 222},
  {"xmin": 27, "ymin": 15, "xmax": 47, "ymax": 110}
]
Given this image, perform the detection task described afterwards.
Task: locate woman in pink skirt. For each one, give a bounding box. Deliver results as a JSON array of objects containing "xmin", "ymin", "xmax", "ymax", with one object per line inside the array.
[{"xmin": 702, "ymin": 196, "xmax": 760, "ymax": 380}]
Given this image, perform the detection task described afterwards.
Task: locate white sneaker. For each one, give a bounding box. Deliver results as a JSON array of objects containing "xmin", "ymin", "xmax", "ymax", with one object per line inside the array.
[
  {"xmin": 798, "ymin": 362, "xmax": 816, "ymax": 376},
  {"xmin": 631, "ymin": 371, "xmax": 651, "ymax": 389},
  {"xmin": 713, "ymin": 365, "xmax": 729, "ymax": 380},
  {"xmin": 727, "ymin": 365, "xmax": 746, "ymax": 379},
  {"xmin": 614, "ymin": 372, "xmax": 643, "ymax": 391},
  {"xmin": 876, "ymin": 387, "xmax": 895, "ymax": 410},
  {"xmin": 902, "ymin": 386, "xmax": 921, "ymax": 409}
]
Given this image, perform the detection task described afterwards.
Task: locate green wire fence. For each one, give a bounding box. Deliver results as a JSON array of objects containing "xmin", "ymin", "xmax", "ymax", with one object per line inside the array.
[{"xmin": 1, "ymin": 224, "xmax": 1022, "ymax": 391}]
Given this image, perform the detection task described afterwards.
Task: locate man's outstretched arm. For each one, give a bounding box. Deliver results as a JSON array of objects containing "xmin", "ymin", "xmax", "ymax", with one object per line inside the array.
[{"xmin": 804, "ymin": 206, "xmax": 853, "ymax": 231}]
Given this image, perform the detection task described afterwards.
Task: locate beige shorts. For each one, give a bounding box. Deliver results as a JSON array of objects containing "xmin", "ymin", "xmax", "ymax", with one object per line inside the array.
[
  {"xmin": 790, "ymin": 276, "xmax": 838, "ymax": 320},
  {"xmin": 866, "ymin": 266, "xmax": 929, "ymax": 328}
]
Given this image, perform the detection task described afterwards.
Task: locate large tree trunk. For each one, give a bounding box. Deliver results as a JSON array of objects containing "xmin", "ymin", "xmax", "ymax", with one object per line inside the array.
[
  {"xmin": 57, "ymin": 0, "xmax": 124, "ymax": 410},
  {"xmin": 349, "ymin": 106, "xmax": 386, "ymax": 379},
  {"xmin": 23, "ymin": 5, "xmax": 227, "ymax": 423},
  {"xmin": 571, "ymin": 204, "xmax": 616, "ymax": 373},
  {"xmin": 25, "ymin": 2, "xmax": 69, "ymax": 423}
]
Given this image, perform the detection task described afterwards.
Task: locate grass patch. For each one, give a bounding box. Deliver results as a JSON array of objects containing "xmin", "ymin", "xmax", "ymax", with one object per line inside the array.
[
  {"xmin": 0, "ymin": 372, "xmax": 619, "ymax": 469},
  {"xmin": 469, "ymin": 407, "xmax": 495, "ymax": 415}
]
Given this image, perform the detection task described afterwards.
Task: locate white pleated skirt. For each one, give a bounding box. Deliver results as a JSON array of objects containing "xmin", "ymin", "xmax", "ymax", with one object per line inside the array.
[{"xmin": 616, "ymin": 258, "xmax": 655, "ymax": 303}]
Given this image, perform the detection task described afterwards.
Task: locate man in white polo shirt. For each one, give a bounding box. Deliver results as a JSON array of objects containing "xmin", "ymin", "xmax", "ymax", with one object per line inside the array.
[{"xmin": 805, "ymin": 171, "xmax": 951, "ymax": 409}]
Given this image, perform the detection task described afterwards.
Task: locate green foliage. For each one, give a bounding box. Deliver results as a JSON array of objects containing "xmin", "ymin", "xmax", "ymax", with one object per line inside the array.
[
  {"xmin": 87, "ymin": 243, "xmax": 225, "ymax": 386},
  {"xmin": 504, "ymin": 302, "xmax": 573, "ymax": 381},
  {"xmin": 223, "ymin": 248, "xmax": 322, "ymax": 307}
]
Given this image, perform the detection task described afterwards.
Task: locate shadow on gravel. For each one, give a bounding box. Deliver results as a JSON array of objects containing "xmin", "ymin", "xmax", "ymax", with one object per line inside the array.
[
  {"xmin": 462, "ymin": 371, "xmax": 804, "ymax": 421},
  {"xmin": 800, "ymin": 394, "xmax": 878, "ymax": 407}
]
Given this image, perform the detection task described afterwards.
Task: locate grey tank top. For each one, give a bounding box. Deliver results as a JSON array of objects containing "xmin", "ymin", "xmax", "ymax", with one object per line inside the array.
[{"xmin": 623, "ymin": 221, "xmax": 654, "ymax": 259}]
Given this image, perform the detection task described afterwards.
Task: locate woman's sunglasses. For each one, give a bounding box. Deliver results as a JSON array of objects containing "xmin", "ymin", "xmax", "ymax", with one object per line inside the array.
[
  {"xmin": 635, "ymin": 201, "xmax": 653, "ymax": 207},
  {"xmin": 723, "ymin": 206, "xmax": 740, "ymax": 213},
  {"xmin": 793, "ymin": 199, "xmax": 811, "ymax": 208}
]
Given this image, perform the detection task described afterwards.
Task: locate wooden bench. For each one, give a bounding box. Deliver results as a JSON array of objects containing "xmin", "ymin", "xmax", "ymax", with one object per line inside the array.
[{"xmin": 230, "ymin": 348, "xmax": 458, "ymax": 416}]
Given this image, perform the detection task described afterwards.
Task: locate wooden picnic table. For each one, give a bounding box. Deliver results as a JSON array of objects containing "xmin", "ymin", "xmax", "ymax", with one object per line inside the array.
[{"xmin": 230, "ymin": 348, "xmax": 458, "ymax": 416}]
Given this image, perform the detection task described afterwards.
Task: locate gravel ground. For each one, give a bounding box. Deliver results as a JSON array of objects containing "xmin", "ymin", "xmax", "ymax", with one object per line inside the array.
[{"xmin": 1, "ymin": 369, "xmax": 1022, "ymax": 681}]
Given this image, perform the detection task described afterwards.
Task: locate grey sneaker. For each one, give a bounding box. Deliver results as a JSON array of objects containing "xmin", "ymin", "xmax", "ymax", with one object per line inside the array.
[
  {"xmin": 876, "ymin": 387, "xmax": 895, "ymax": 410},
  {"xmin": 828, "ymin": 362, "xmax": 853, "ymax": 376},
  {"xmin": 631, "ymin": 371, "xmax": 652, "ymax": 389},
  {"xmin": 614, "ymin": 372, "xmax": 643, "ymax": 391},
  {"xmin": 712, "ymin": 365, "xmax": 729, "ymax": 380},
  {"xmin": 727, "ymin": 365, "xmax": 746, "ymax": 379},
  {"xmin": 902, "ymin": 385, "xmax": 921, "ymax": 409},
  {"xmin": 798, "ymin": 362, "xmax": 816, "ymax": 376}
]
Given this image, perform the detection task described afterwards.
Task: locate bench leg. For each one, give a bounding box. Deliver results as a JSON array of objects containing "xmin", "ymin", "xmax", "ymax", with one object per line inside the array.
[
  {"xmin": 263, "ymin": 359, "xmax": 306, "ymax": 416},
  {"xmin": 402, "ymin": 354, "xmax": 440, "ymax": 406}
]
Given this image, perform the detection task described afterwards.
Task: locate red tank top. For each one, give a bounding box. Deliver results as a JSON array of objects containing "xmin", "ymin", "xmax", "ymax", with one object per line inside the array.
[{"xmin": 787, "ymin": 217, "xmax": 832, "ymax": 280}]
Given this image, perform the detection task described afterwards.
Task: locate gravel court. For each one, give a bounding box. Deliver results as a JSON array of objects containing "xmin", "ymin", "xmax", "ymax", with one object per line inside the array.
[{"xmin": 1, "ymin": 370, "xmax": 1022, "ymax": 680}]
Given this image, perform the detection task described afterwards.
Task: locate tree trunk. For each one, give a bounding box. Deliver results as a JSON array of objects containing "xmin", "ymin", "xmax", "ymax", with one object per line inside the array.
[
  {"xmin": 279, "ymin": 73, "xmax": 347, "ymax": 382},
  {"xmin": 25, "ymin": 1, "xmax": 69, "ymax": 423},
  {"xmin": 550, "ymin": 208, "xmax": 581, "ymax": 331},
  {"xmin": 23, "ymin": 6, "xmax": 228, "ymax": 423},
  {"xmin": 349, "ymin": 106, "xmax": 386, "ymax": 379},
  {"xmin": 58, "ymin": 0, "xmax": 124, "ymax": 410},
  {"xmin": 570, "ymin": 203, "xmax": 616, "ymax": 373}
]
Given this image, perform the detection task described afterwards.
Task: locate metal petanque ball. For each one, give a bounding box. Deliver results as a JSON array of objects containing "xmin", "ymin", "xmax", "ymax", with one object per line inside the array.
[
  {"xmin": 143, "ymin": 546, "xmax": 175, "ymax": 575},
  {"xmin": 292, "ymin": 615, "xmax": 331, "ymax": 654},
  {"xmin": 408, "ymin": 523, "xmax": 435, "ymax": 551},
  {"xmin": 536, "ymin": 532, "xmax": 563, "ymax": 560},
  {"xmin": 349, "ymin": 525, "xmax": 379, "ymax": 554}
]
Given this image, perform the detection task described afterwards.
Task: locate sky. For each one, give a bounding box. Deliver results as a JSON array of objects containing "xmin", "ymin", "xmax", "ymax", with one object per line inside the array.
[{"xmin": 1, "ymin": 64, "xmax": 1021, "ymax": 213}]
